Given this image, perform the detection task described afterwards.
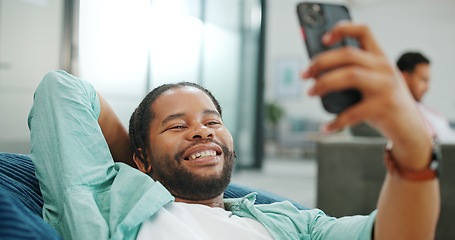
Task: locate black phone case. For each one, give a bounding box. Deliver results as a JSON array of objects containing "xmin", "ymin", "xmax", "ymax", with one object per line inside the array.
[{"xmin": 296, "ymin": 2, "xmax": 362, "ymax": 114}]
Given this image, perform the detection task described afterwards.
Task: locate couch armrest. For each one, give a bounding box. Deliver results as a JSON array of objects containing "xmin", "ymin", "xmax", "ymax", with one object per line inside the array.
[{"xmin": 316, "ymin": 137, "xmax": 387, "ymax": 217}]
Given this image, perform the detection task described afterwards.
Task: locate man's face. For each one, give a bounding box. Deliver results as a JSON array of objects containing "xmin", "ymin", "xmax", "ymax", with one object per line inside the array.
[
  {"xmin": 146, "ymin": 86, "xmax": 235, "ymax": 201},
  {"xmin": 403, "ymin": 63, "xmax": 431, "ymax": 102}
]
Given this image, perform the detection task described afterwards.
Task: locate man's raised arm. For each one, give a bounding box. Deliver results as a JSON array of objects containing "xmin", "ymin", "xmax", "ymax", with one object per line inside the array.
[{"xmin": 302, "ymin": 22, "xmax": 439, "ymax": 240}]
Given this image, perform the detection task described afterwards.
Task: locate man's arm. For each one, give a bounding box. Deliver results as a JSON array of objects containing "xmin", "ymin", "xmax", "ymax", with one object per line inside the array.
[
  {"xmin": 97, "ymin": 93, "xmax": 136, "ymax": 168},
  {"xmin": 302, "ymin": 23, "xmax": 439, "ymax": 240}
]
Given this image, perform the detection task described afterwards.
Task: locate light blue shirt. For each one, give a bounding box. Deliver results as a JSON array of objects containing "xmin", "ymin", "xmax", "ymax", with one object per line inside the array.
[{"xmin": 28, "ymin": 70, "xmax": 375, "ymax": 240}]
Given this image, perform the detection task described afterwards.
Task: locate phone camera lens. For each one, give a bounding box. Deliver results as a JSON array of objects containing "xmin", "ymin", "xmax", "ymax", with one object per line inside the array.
[
  {"xmin": 312, "ymin": 4, "xmax": 321, "ymax": 12},
  {"xmin": 302, "ymin": 3, "xmax": 324, "ymax": 27},
  {"xmin": 304, "ymin": 14, "xmax": 317, "ymax": 25}
]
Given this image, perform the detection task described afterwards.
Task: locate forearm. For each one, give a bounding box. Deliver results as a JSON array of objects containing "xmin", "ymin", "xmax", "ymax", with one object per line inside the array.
[
  {"xmin": 375, "ymin": 120, "xmax": 440, "ymax": 240},
  {"xmin": 375, "ymin": 174, "xmax": 439, "ymax": 240},
  {"xmin": 97, "ymin": 93, "xmax": 136, "ymax": 167}
]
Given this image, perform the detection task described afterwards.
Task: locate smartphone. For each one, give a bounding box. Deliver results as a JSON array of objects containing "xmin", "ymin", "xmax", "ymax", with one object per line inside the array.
[{"xmin": 296, "ymin": 2, "xmax": 362, "ymax": 114}]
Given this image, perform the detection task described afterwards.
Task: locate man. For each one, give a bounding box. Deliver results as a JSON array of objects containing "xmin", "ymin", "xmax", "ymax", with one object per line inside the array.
[
  {"xmin": 29, "ymin": 23, "xmax": 439, "ymax": 239},
  {"xmin": 397, "ymin": 51, "xmax": 455, "ymax": 142}
]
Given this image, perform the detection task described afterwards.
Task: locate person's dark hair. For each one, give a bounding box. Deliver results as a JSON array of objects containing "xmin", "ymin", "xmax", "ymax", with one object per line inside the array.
[
  {"xmin": 129, "ymin": 82, "xmax": 223, "ymax": 169},
  {"xmin": 396, "ymin": 51, "xmax": 430, "ymax": 73}
]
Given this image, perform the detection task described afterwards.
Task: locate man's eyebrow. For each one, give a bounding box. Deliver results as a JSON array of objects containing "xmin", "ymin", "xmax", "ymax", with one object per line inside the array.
[
  {"xmin": 203, "ymin": 109, "xmax": 221, "ymax": 117},
  {"xmin": 161, "ymin": 113, "xmax": 185, "ymax": 125},
  {"xmin": 161, "ymin": 109, "xmax": 221, "ymax": 125}
]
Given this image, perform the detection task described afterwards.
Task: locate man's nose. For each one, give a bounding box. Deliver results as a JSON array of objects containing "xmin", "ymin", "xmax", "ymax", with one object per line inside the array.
[{"xmin": 188, "ymin": 125, "xmax": 214, "ymax": 140}]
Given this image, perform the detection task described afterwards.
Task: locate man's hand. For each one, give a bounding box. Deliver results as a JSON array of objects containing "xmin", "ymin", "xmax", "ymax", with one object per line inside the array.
[
  {"xmin": 302, "ymin": 22, "xmax": 439, "ymax": 240},
  {"xmin": 302, "ymin": 22, "xmax": 431, "ymax": 171}
]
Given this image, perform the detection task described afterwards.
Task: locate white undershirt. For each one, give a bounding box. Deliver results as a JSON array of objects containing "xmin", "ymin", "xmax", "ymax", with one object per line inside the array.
[{"xmin": 136, "ymin": 202, "xmax": 273, "ymax": 240}]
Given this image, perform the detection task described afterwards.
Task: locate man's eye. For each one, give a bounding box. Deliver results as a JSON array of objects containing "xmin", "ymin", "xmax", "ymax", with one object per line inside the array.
[
  {"xmin": 207, "ymin": 121, "xmax": 221, "ymax": 126},
  {"xmin": 170, "ymin": 125, "xmax": 186, "ymax": 130}
]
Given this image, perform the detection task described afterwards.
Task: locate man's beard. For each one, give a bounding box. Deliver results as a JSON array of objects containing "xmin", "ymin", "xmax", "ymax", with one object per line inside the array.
[{"xmin": 149, "ymin": 141, "xmax": 235, "ymax": 201}]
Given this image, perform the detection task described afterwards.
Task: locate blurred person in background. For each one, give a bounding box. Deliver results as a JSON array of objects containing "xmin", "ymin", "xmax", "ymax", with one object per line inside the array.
[{"xmin": 397, "ymin": 51, "xmax": 455, "ymax": 143}]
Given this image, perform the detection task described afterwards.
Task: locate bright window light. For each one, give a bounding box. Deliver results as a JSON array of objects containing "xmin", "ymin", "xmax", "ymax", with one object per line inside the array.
[
  {"xmin": 79, "ymin": 0, "xmax": 150, "ymax": 94},
  {"xmin": 149, "ymin": 0, "xmax": 203, "ymax": 87}
]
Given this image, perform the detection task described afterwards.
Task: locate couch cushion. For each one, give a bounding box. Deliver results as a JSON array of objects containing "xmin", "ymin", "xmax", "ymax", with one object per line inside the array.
[
  {"xmin": 0, "ymin": 187, "xmax": 61, "ymax": 239},
  {"xmin": 0, "ymin": 152, "xmax": 62, "ymax": 239},
  {"xmin": 0, "ymin": 152, "xmax": 43, "ymax": 216}
]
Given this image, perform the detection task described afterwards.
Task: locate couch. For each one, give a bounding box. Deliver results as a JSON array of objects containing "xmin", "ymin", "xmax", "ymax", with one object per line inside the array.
[
  {"xmin": 316, "ymin": 136, "xmax": 455, "ymax": 240},
  {"xmin": 0, "ymin": 152, "xmax": 307, "ymax": 239}
]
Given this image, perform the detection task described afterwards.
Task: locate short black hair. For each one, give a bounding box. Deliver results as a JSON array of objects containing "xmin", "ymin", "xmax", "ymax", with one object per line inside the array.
[
  {"xmin": 129, "ymin": 82, "xmax": 222, "ymax": 169},
  {"xmin": 396, "ymin": 51, "xmax": 430, "ymax": 73}
]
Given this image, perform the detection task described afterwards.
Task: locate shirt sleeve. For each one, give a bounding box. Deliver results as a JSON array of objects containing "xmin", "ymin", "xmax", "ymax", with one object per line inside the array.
[
  {"xmin": 227, "ymin": 195, "xmax": 376, "ymax": 240},
  {"xmin": 310, "ymin": 210, "xmax": 377, "ymax": 240},
  {"xmin": 28, "ymin": 70, "xmax": 116, "ymax": 239}
]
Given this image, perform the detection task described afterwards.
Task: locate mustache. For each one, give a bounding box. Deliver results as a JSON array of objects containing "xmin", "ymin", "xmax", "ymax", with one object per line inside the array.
[{"xmin": 174, "ymin": 139, "xmax": 235, "ymax": 162}]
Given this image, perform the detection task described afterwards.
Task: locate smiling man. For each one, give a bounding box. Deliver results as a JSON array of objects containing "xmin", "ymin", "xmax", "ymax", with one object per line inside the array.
[
  {"xmin": 29, "ymin": 22, "xmax": 439, "ymax": 240},
  {"xmin": 129, "ymin": 83, "xmax": 235, "ymax": 205}
]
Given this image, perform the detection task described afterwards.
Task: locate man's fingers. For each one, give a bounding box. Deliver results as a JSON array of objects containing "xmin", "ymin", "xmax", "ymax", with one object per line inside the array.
[
  {"xmin": 323, "ymin": 100, "xmax": 377, "ymax": 133},
  {"xmin": 308, "ymin": 66, "xmax": 392, "ymax": 98},
  {"xmin": 305, "ymin": 47, "xmax": 391, "ymax": 79},
  {"xmin": 323, "ymin": 22, "xmax": 384, "ymax": 56}
]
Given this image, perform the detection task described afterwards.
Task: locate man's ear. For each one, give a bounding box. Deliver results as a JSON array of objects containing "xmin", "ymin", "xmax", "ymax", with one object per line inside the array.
[
  {"xmin": 133, "ymin": 148, "xmax": 152, "ymax": 173},
  {"xmin": 401, "ymin": 71, "xmax": 412, "ymax": 86}
]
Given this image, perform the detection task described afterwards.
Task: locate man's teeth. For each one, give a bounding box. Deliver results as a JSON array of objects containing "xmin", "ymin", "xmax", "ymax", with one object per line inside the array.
[{"xmin": 190, "ymin": 150, "xmax": 217, "ymax": 160}]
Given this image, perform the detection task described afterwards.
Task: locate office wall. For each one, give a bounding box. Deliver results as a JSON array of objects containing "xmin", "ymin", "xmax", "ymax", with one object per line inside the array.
[
  {"xmin": 0, "ymin": 0, "xmax": 63, "ymax": 153},
  {"xmin": 265, "ymin": 0, "xmax": 455, "ymax": 122}
]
